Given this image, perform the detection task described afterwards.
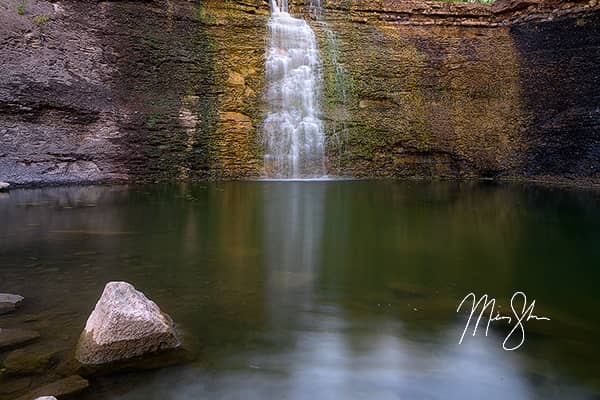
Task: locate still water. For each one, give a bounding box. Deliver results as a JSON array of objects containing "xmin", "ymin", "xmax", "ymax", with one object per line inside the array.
[{"xmin": 1, "ymin": 181, "xmax": 599, "ymax": 399}]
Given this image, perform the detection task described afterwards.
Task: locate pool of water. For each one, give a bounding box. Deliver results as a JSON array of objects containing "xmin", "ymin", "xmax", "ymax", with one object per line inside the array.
[{"xmin": 1, "ymin": 181, "xmax": 599, "ymax": 399}]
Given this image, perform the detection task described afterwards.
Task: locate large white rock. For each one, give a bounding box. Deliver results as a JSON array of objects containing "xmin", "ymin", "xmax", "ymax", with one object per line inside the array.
[
  {"xmin": 0, "ymin": 182, "xmax": 9, "ymax": 191},
  {"xmin": 75, "ymin": 282, "xmax": 179, "ymax": 365}
]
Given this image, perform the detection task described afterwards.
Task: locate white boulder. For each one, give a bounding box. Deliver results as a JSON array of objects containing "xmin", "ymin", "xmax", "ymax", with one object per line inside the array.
[
  {"xmin": 75, "ymin": 282, "xmax": 179, "ymax": 365},
  {"xmin": 0, "ymin": 182, "xmax": 9, "ymax": 191}
]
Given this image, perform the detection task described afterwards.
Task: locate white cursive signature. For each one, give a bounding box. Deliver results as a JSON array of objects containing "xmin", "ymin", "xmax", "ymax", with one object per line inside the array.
[{"xmin": 456, "ymin": 291, "xmax": 550, "ymax": 351}]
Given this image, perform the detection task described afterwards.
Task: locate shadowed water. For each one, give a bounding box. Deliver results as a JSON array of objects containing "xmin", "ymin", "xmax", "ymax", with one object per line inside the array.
[{"xmin": 0, "ymin": 182, "xmax": 599, "ymax": 399}]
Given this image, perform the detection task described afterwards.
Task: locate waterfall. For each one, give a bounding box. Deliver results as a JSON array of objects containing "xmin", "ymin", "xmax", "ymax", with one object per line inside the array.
[
  {"xmin": 308, "ymin": 0, "xmax": 323, "ymax": 18},
  {"xmin": 263, "ymin": 0, "xmax": 325, "ymax": 178}
]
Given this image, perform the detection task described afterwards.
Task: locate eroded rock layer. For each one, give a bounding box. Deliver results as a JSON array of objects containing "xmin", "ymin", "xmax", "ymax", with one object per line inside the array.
[{"xmin": 0, "ymin": 0, "xmax": 598, "ymax": 185}]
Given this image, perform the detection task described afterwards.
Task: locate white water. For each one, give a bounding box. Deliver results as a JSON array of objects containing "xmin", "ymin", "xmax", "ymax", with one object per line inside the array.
[{"xmin": 263, "ymin": 0, "xmax": 325, "ymax": 178}]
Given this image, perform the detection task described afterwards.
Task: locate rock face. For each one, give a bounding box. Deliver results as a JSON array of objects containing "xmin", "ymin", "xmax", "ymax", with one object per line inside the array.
[
  {"xmin": 312, "ymin": 0, "xmax": 600, "ymax": 183},
  {"xmin": 0, "ymin": 0, "xmax": 598, "ymax": 185},
  {"xmin": 510, "ymin": 11, "xmax": 600, "ymax": 181},
  {"xmin": 75, "ymin": 282, "xmax": 179, "ymax": 365}
]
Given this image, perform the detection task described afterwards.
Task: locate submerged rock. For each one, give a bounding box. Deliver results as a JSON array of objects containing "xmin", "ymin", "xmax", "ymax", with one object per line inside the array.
[
  {"xmin": 0, "ymin": 293, "xmax": 24, "ymax": 315},
  {"xmin": 0, "ymin": 377, "xmax": 32, "ymax": 396},
  {"xmin": 0, "ymin": 303, "xmax": 16, "ymax": 315},
  {"xmin": 75, "ymin": 281, "xmax": 180, "ymax": 366},
  {"xmin": 0, "ymin": 328, "xmax": 40, "ymax": 351},
  {"xmin": 15, "ymin": 376, "xmax": 88, "ymax": 400},
  {"xmin": 0, "ymin": 293, "xmax": 23, "ymax": 305},
  {"xmin": 3, "ymin": 348, "xmax": 61, "ymax": 375}
]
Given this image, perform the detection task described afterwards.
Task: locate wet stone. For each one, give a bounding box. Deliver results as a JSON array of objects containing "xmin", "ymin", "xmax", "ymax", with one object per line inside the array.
[
  {"xmin": 14, "ymin": 375, "xmax": 89, "ymax": 400},
  {"xmin": 0, "ymin": 293, "xmax": 24, "ymax": 315},
  {"xmin": 3, "ymin": 348, "xmax": 61, "ymax": 375},
  {"xmin": 0, "ymin": 302, "xmax": 17, "ymax": 315},
  {"xmin": 0, "ymin": 376, "xmax": 32, "ymax": 396},
  {"xmin": 0, "ymin": 329, "xmax": 40, "ymax": 351}
]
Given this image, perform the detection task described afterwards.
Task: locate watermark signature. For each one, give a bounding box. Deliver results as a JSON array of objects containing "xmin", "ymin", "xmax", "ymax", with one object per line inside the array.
[{"xmin": 456, "ymin": 291, "xmax": 550, "ymax": 351}]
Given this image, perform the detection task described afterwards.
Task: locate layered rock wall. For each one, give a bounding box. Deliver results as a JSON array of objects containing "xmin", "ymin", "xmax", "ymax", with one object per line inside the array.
[
  {"xmin": 0, "ymin": 0, "xmax": 598, "ymax": 185},
  {"xmin": 0, "ymin": 0, "xmax": 267, "ymax": 184},
  {"xmin": 312, "ymin": 0, "xmax": 599, "ymax": 181}
]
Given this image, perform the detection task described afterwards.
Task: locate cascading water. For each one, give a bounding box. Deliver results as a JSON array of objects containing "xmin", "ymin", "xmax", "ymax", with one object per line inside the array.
[
  {"xmin": 307, "ymin": 0, "xmax": 323, "ymax": 18},
  {"xmin": 263, "ymin": 0, "xmax": 326, "ymax": 178}
]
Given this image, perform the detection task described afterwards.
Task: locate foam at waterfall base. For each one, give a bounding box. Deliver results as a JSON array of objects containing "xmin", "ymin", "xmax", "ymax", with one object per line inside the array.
[{"xmin": 252, "ymin": 175, "xmax": 356, "ymax": 182}]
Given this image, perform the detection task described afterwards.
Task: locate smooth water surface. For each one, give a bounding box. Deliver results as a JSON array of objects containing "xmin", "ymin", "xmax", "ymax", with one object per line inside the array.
[{"xmin": 1, "ymin": 181, "xmax": 599, "ymax": 399}]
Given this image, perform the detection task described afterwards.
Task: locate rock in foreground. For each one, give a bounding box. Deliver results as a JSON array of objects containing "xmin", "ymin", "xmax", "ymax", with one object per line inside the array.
[
  {"xmin": 4, "ymin": 347, "xmax": 61, "ymax": 375},
  {"xmin": 0, "ymin": 328, "xmax": 40, "ymax": 351},
  {"xmin": 75, "ymin": 282, "xmax": 179, "ymax": 365},
  {"xmin": 0, "ymin": 293, "xmax": 23, "ymax": 304},
  {"xmin": 15, "ymin": 376, "xmax": 88, "ymax": 400},
  {"xmin": 0, "ymin": 293, "xmax": 24, "ymax": 315}
]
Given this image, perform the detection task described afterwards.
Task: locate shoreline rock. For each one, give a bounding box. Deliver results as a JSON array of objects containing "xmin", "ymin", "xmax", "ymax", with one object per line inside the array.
[
  {"xmin": 75, "ymin": 281, "xmax": 180, "ymax": 366},
  {"xmin": 0, "ymin": 182, "xmax": 9, "ymax": 191},
  {"xmin": 0, "ymin": 293, "xmax": 24, "ymax": 315},
  {"xmin": 0, "ymin": 377, "xmax": 32, "ymax": 397},
  {"xmin": 3, "ymin": 348, "xmax": 62, "ymax": 375},
  {"xmin": 15, "ymin": 376, "xmax": 88, "ymax": 400},
  {"xmin": 0, "ymin": 328, "xmax": 40, "ymax": 351}
]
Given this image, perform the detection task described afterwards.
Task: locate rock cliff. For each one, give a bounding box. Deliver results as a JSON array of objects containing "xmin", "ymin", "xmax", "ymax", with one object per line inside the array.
[{"xmin": 0, "ymin": 0, "xmax": 598, "ymax": 185}]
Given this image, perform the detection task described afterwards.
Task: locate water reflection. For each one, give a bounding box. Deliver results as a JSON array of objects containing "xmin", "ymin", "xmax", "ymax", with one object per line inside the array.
[
  {"xmin": 263, "ymin": 182, "xmax": 325, "ymax": 328},
  {"xmin": 0, "ymin": 182, "xmax": 599, "ymax": 399}
]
